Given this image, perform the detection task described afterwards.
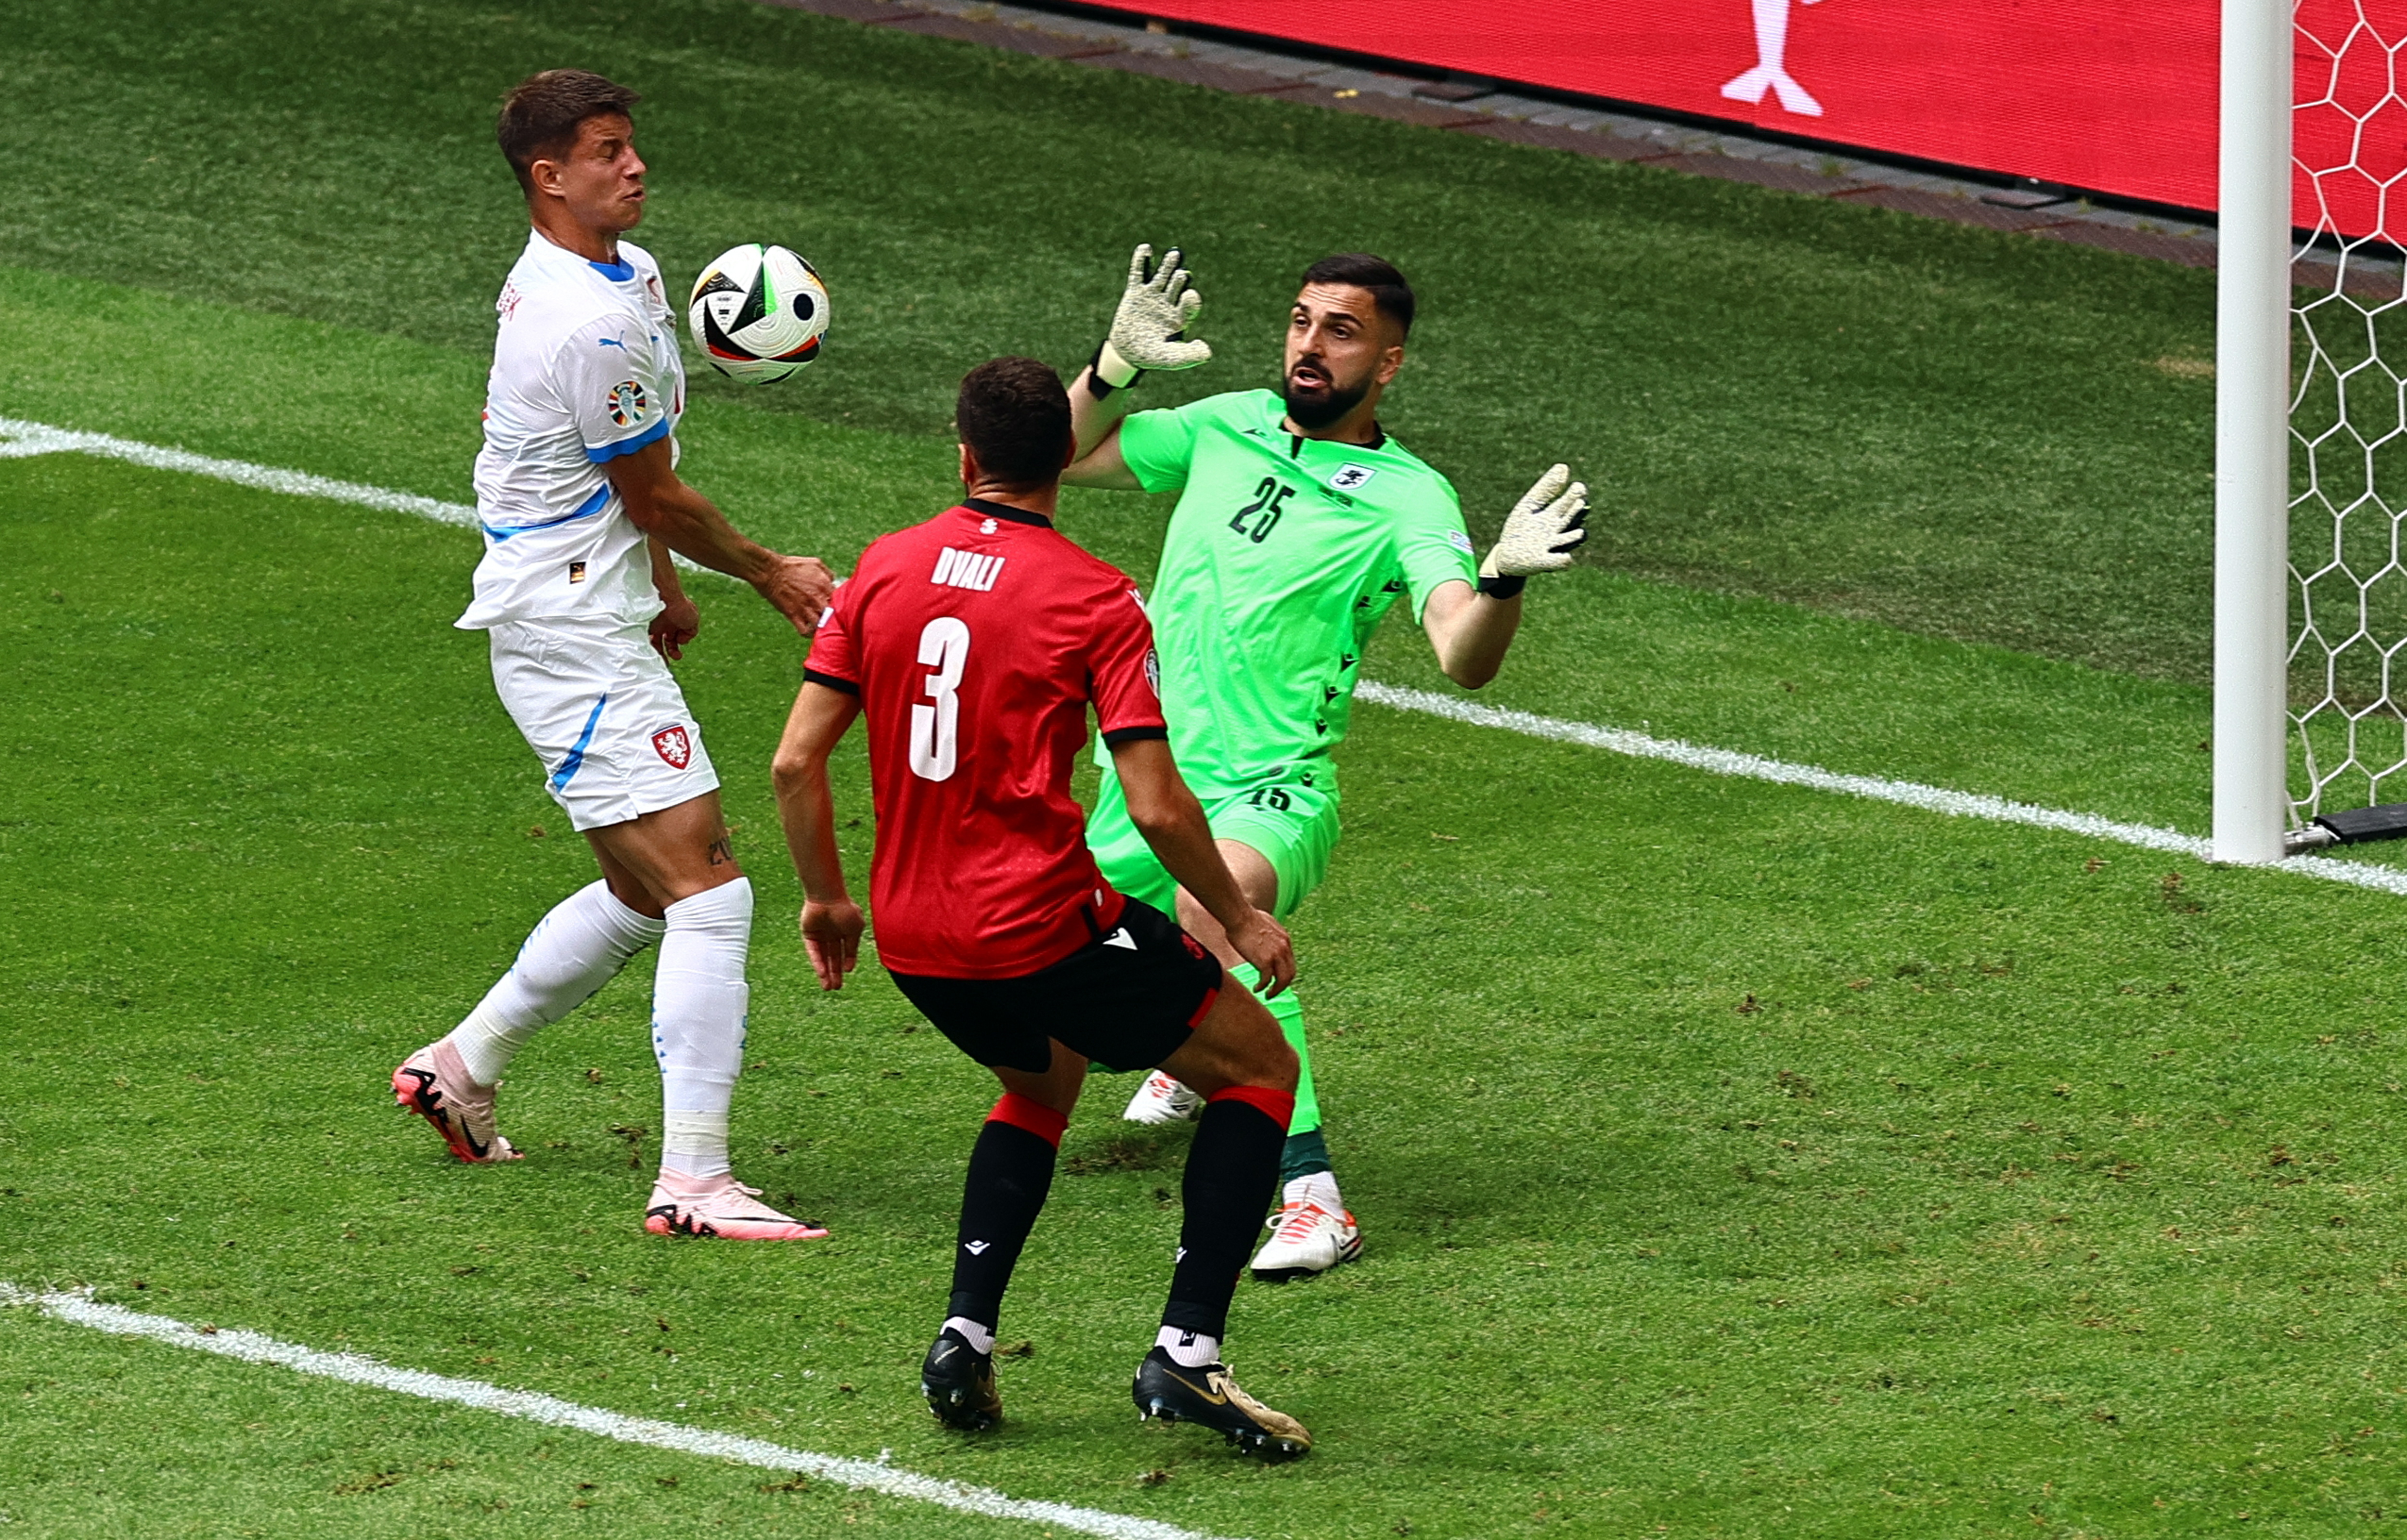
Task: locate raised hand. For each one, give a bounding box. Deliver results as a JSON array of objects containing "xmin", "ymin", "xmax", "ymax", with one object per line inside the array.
[
  {"xmin": 1096, "ymin": 243, "xmax": 1210, "ymax": 387},
  {"xmin": 1482, "ymin": 463, "xmax": 1590, "ymax": 580}
]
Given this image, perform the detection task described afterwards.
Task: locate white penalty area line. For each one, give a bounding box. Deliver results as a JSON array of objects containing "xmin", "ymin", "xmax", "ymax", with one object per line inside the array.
[
  {"xmin": 0, "ymin": 1283, "xmax": 1236, "ymax": 1540},
  {"xmin": 0, "ymin": 415, "xmax": 478, "ymax": 528},
  {"xmin": 5, "ymin": 412, "xmax": 2401, "ymax": 898},
  {"xmin": 1353, "ymin": 682, "xmax": 2407, "ymax": 899}
]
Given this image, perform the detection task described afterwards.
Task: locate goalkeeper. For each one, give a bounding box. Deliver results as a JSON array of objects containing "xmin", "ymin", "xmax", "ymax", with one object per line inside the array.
[{"xmin": 1063, "ymin": 247, "xmax": 1587, "ymax": 1279}]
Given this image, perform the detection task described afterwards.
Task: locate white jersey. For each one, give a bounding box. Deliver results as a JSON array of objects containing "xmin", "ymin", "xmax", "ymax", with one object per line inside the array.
[{"xmin": 457, "ymin": 230, "xmax": 686, "ymax": 631}]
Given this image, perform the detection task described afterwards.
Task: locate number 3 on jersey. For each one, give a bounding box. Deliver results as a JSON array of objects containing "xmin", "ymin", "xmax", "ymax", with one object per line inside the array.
[{"xmin": 909, "ymin": 616, "xmax": 970, "ymax": 781}]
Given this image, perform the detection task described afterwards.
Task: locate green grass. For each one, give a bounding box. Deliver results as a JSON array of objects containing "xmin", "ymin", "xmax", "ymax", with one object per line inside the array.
[
  {"xmin": 10, "ymin": 440, "xmax": 2407, "ymax": 1539},
  {"xmin": 7, "ymin": 0, "xmax": 2407, "ymax": 1535},
  {"xmin": 1, "ymin": 0, "xmax": 2226, "ymax": 682}
]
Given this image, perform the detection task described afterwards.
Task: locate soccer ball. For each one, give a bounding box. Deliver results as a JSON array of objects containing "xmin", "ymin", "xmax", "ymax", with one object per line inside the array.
[{"xmin": 687, "ymin": 244, "xmax": 829, "ymax": 382}]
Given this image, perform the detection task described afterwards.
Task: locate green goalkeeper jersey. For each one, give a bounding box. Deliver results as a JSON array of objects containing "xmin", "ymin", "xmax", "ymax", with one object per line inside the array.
[{"xmin": 1105, "ymin": 387, "xmax": 1477, "ymax": 802}]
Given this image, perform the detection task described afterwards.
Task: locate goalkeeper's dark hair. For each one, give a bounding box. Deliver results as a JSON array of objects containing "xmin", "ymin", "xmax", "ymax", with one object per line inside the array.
[
  {"xmin": 956, "ymin": 357, "xmax": 1075, "ymax": 491},
  {"xmin": 498, "ymin": 70, "xmax": 642, "ymax": 195},
  {"xmin": 1302, "ymin": 253, "xmax": 1414, "ymax": 337}
]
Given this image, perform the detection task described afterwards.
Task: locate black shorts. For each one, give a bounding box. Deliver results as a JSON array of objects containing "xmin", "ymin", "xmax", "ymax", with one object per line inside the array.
[{"xmin": 888, "ymin": 898, "xmax": 1223, "ymax": 1075}]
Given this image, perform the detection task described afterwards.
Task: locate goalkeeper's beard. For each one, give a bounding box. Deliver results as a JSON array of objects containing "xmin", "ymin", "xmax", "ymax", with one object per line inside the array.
[{"xmin": 1282, "ymin": 362, "xmax": 1370, "ymax": 430}]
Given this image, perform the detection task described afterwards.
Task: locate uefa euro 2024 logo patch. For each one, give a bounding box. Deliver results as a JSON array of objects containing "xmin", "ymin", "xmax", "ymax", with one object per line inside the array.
[
  {"xmin": 607, "ymin": 379, "xmax": 649, "ymax": 428},
  {"xmin": 1330, "ymin": 463, "xmax": 1377, "ymax": 493}
]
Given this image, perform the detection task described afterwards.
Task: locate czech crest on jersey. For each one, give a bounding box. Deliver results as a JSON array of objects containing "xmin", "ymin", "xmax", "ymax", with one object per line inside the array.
[{"xmin": 652, "ymin": 724, "xmax": 692, "ymax": 768}]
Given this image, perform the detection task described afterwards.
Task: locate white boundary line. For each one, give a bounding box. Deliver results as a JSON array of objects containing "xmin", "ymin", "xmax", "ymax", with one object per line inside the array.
[
  {"xmin": 1356, "ymin": 682, "xmax": 2407, "ymax": 897},
  {"xmin": 0, "ymin": 1283, "xmax": 1234, "ymax": 1540},
  {"xmin": 5, "ymin": 413, "xmax": 2402, "ymax": 898},
  {"xmin": 0, "ymin": 415, "xmax": 478, "ymax": 526}
]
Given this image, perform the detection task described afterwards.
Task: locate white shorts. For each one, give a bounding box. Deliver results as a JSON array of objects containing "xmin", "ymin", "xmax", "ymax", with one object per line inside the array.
[{"xmin": 488, "ymin": 618, "xmax": 721, "ymax": 832}]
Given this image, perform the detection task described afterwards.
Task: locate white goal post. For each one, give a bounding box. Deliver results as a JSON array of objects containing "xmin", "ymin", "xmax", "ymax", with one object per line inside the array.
[
  {"xmin": 2218, "ymin": 0, "xmax": 2407, "ymax": 861},
  {"xmin": 2213, "ymin": 0, "xmax": 2293, "ymax": 864}
]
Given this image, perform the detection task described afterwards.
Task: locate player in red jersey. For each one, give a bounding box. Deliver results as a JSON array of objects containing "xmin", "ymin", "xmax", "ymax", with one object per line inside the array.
[{"xmin": 772, "ymin": 358, "xmax": 1314, "ymax": 1459}]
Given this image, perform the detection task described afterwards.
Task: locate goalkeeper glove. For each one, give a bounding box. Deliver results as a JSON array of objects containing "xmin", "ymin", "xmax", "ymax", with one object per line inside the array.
[
  {"xmin": 1090, "ymin": 243, "xmax": 1208, "ymax": 396},
  {"xmin": 1478, "ymin": 463, "xmax": 1589, "ymax": 598}
]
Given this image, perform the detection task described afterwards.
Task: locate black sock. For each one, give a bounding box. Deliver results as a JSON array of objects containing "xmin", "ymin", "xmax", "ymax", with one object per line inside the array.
[
  {"xmin": 1162, "ymin": 1094, "xmax": 1288, "ymax": 1342},
  {"xmin": 946, "ymin": 1104, "xmax": 1061, "ymax": 1330}
]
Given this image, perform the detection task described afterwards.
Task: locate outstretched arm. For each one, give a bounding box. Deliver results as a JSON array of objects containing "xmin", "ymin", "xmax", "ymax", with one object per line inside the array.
[
  {"xmin": 1106, "ymin": 736, "xmax": 1295, "ymax": 994},
  {"xmin": 608, "ymin": 437, "xmax": 835, "ymax": 633},
  {"xmin": 770, "ymin": 681, "xmax": 866, "ymax": 990},
  {"xmin": 1425, "ymin": 463, "xmax": 1591, "ymax": 688},
  {"xmin": 1422, "ymin": 580, "xmax": 1519, "ymax": 689},
  {"xmin": 1065, "ymin": 244, "xmax": 1208, "ymax": 489}
]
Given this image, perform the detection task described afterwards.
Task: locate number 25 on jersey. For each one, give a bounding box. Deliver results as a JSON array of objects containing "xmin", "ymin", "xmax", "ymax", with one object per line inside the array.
[{"xmin": 910, "ymin": 616, "xmax": 970, "ymax": 781}]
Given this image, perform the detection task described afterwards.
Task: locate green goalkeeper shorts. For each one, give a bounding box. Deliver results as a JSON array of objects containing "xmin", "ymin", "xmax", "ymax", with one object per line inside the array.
[{"xmin": 1088, "ymin": 770, "xmax": 1339, "ymax": 922}]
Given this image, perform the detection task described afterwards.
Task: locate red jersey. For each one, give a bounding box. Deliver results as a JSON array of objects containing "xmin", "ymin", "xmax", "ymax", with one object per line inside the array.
[{"xmin": 804, "ymin": 498, "xmax": 1167, "ymax": 979}]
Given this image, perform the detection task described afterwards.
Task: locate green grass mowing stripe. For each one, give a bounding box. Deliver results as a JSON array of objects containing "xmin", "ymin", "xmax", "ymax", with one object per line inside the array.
[
  {"xmin": 1, "ymin": 1283, "xmax": 1235, "ymax": 1540},
  {"xmin": 0, "ymin": 0, "xmax": 2227, "ymax": 682},
  {"xmin": 24, "ymin": 404, "xmax": 2407, "ymax": 903},
  {"xmin": 0, "ymin": 261, "xmax": 2234, "ymax": 834}
]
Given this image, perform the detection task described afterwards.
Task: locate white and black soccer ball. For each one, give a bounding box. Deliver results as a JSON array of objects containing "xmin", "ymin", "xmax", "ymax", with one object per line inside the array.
[{"xmin": 687, "ymin": 243, "xmax": 829, "ymax": 383}]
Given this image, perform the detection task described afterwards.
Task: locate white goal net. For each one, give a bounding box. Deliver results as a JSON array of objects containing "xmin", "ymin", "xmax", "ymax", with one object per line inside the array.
[{"xmin": 2289, "ymin": 1, "xmax": 2407, "ymax": 822}]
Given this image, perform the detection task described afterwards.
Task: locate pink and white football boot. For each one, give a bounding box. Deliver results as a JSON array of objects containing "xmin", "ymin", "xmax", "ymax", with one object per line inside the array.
[
  {"xmin": 645, "ymin": 1171, "xmax": 828, "ymax": 1241},
  {"xmin": 392, "ymin": 1040, "xmax": 520, "ymax": 1164}
]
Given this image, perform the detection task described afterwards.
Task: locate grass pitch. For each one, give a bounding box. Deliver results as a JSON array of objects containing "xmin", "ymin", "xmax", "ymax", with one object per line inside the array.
[{"xmin": 5, "ymin": 2, "xmax": 2407, "ymax": 1537}]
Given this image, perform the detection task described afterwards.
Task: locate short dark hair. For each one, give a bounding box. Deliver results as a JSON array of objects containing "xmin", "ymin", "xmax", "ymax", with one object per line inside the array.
[
  {"xmin": 498, "ymin": 70, "xmax": 641, "ymax": 195},
  {"xmin": 1301, "ymin": 253, "xmax": 1414, "ymax": 337},
  {"xmin": 956, "ymin": 358, "xmax": 1074, "ymax": 491}
]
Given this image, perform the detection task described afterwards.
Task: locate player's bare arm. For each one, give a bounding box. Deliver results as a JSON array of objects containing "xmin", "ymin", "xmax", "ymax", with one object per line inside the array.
[
  {"xmin": 1107, "ymin": 736, "xmax": 1296, "ymax": 995},
  {"xmin": 1065, "ymin": 244, "xmax": 1209, "ymax": 489},
  {"xmin": 769, "ymin": 680, "xmax": 867, "ymax": 990},
  {"xmin": 607, "ymin": 438, "xmax": 835, "ymax": 632},
  {"xmin": 647, "ymin": 537, "xmax": 699, "ymax": 660}
]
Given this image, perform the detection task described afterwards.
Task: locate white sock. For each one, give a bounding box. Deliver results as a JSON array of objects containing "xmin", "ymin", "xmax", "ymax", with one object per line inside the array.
[
  {"xmin": 943, "ymin": 1317, "xmax": 996, "ymax": 1356},
  {"xmin": 445, "ymin": 880, "xmax": 663, "ymax": 1087},
  {"xmin": 1285, "ymin": 1172, "xmax": 1343, "ymax": 1212},
  {"xmin": 653, "ymin": 878, "xmax": 752, "ymax": 1180},
  {"xmin": 1155, "ymin": 1327, "xmax": 1220, "ymax": 1368}
]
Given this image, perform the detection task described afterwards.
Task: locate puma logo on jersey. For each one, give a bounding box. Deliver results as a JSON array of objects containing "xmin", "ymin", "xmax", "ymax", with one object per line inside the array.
[{"xmin": 931, "ymin": 547, "xmax": 1005, "ymax": 591}]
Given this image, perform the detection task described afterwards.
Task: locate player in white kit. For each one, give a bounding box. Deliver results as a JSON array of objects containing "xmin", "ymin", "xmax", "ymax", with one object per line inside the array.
[{"xmin": 393, "ymin": 70, "xmax": 834, "ymax": 1241}]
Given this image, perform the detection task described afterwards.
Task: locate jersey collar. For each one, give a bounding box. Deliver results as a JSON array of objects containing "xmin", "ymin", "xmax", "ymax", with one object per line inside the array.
[
  {"xmin": 961, "ymin": 496, "xmax": 1052, "ymax": 528},
  {"xmin": 1268, "ymin": 392, "xmax": 1386, "ymax": 455}
]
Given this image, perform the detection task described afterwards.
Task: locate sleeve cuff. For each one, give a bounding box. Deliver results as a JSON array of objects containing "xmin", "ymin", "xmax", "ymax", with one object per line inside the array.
[
  {"xmin": 1100, "ymin": 724, "xmax": 1169, "ymax": 747},
  {"xmin": 585, "ymin": 414, "xmax": 673, "ymax": 464},
  {"xmin": 802, "ymin": 667, "xmax": 859, "ymax": 696}
]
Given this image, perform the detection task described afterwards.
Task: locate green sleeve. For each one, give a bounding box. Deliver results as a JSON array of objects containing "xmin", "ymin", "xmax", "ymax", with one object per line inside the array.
[
  {"xmin": 1396, "ymin": 475, "xmax": 1478, "ymax": 622},
  {"xmin": 1115, "ymin": 403, "xmax": 1202, "ymax": 495}
]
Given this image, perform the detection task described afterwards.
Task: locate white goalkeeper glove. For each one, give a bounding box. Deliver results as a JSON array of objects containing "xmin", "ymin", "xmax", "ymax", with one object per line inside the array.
[
  {"xmin": 1090, "ymin": 243, "xmax": 1208, "ymax": 395},
  {"xmin": 1478, "ymin": 463, "xmax": 1589, "ymax": 597}
]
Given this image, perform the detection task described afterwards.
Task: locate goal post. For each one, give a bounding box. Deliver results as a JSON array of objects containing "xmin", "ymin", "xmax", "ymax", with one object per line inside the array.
[{"xmin": 2213, "ymin": 0, "xmax": 2294, "ymax": 865}]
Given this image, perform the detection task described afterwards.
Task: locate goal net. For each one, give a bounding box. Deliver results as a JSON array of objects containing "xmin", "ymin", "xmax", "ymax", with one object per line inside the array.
[{"xmin": 2289, "ymin": 1, "xmax": 2407, "ymax": 824}]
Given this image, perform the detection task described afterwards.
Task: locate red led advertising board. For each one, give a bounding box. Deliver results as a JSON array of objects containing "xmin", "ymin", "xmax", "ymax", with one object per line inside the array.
[{"xmin": 1084, "ymin": 0, "xmax": 2407, "ymax": 235}]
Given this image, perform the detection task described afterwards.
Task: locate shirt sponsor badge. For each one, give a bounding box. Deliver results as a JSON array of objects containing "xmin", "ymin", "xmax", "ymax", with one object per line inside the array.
[
  {"xmin": 607, "ymin": 379, "xmax": 649, "ymax": 427},
  {"xmin": 1330, "ymin": 463, "xmax": 1378, "ymax": 492}
]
